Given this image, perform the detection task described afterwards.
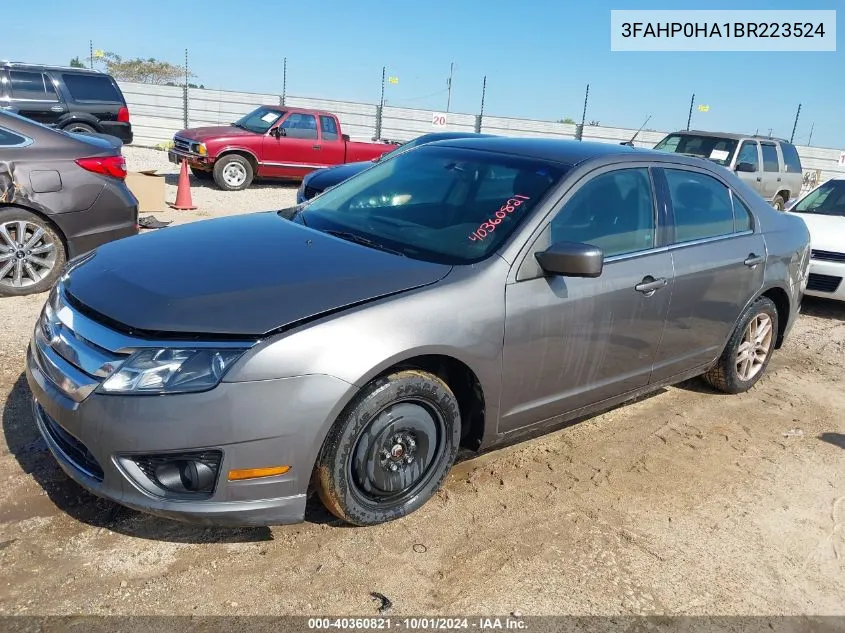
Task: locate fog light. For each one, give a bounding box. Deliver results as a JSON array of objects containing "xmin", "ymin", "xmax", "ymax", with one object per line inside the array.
[{"xmin": 130, "ymin": 450, "xmax": 222, "ymax": 497}]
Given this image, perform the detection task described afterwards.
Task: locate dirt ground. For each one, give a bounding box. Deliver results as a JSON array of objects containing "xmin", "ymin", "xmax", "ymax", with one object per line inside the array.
[{"xmin": 0, "ymin": 147, "xmax": 843, "ymax": 617}]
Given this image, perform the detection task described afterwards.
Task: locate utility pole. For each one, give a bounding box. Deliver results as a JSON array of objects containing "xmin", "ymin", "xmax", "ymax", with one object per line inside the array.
[
  {"xmin": 446, "ymin": 62, "xmax": 454, "ymax": 112},
  {"xmin": 808, "ymin": 122, "xmax": 815, "ymax": 146},
  {"xmin": 686, "ymin": 93, "xmax": 695, "ymax": 130},
  {"xmin": 789, "ymin": 103, "xmax": 801, "ymax": 143},
  {"xmin": 281, "ymin": 57, "xmax": 287, "ymax": 106}
]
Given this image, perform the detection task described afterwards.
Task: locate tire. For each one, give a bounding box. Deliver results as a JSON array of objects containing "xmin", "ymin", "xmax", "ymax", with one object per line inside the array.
[
  {"xmin": 63, "ymin": 122, "xmax": 96, "ymax": 135},
  {"xmin": 772, "ymin": 194, "xmax": 785, "ymax": 211},
  {"xmin": 315, "ymin": 369, "xmax": 461, "ymax": 526},
  {"xmin": 190, "ymin": 167, "xmax": 213, "ymax": 181},
  {"xmin": 0, "ymin": 208, "xmax": 66, "ymax": 297},
  {"xmin": 704, "ymin": 296, "xmax": 778, "ymax": 394},
  {"xmin": 212, "ymin": 155, "xmax": 253, "ymax": 191}
]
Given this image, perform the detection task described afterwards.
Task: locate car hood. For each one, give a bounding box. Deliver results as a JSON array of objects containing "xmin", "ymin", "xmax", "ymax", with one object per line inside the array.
[
  {"xmin": 787, "ymin": 212, "xmax": 845, "ymax": 253},
  {"xmin": 63, "ymin": 213, "xmax": 452, "ymax": 337},
  {"xmin": 176, "ymin": 126, "xmax": 256, "ymax": 142},
  {"xmin": 306, "ymin": 161, "xmax": 374, "ymax": 189}
]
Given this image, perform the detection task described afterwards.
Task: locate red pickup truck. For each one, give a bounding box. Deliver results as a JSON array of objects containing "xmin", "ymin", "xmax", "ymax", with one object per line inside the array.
[{"xmin": 168, "ymin": 106, "xmax": 398, "ymax": 191}]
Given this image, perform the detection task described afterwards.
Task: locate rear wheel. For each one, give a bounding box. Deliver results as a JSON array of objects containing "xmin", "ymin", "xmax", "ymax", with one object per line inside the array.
[
  {"xmin": 315, "ymin": 370, "xmax": 461, "ymax": 526},
  {"xmin": 772, "ymin": 194, "xmax": 785, "ymax": 211},
  {"xmin": 0, "ymin": 209, "xmax": 66, "ymax": 297},
  {"xmin": 63, "ymin": 122, "xmax": 96, "ymax": 135},
  {"xmin": 212, "ymin": 155, "xmax": 253, "ymax": 191},
  {"xmin": 704, "ymin": 296, "xmax": 778, "ymax": 394}
]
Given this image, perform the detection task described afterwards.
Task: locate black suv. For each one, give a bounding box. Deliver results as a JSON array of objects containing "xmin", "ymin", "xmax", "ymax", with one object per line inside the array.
[{"xmin": 0, "ymin": 62, "xmax": 132, "ymax": 144}]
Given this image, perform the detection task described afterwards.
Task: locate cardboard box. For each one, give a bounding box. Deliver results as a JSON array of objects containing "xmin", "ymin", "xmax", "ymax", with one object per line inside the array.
[{"xmin": 125, "ymin": 170, "xmax": 166, "ymax": 213}]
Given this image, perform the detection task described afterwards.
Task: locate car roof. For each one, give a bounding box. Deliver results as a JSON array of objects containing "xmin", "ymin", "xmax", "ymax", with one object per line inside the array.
[
  {"xmin": 666, "ymin": 129, "xmax": 792, "ymax": 144},
  {"xmin": 0, "ymin": 61, "xmax": 105, "ymax": 75},
  {"xmin": 430, "ymin": 136, "xmax": 664, "ymax": 167}
]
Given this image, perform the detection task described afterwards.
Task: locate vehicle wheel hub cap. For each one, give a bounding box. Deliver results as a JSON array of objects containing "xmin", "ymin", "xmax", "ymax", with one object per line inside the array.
[
  {"xmin": 736, "ymin": 313, "xmax": 773, "ymax": 381},
  {"xmin": 0, "ymin": 221, "xmax": 57, "ymax": 289},
  {"xmin": 222, "ymin": 164, "xmax": 246, "ymax": 187}
]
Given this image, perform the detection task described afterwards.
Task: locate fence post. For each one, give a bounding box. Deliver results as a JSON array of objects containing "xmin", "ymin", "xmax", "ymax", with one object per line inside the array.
[
  {"xmin": 183, "ymin": 48, "xmax": 189, "ymax": 128},
  {"xmin": 374, "ymin": 105, "xmax": 383, "ymax": 141},
  {"xmin": 474, "ymin": 114, "xmax": 482, "ymax": 134},
  {"xmin": 574, "ymin": 123, "xmax": 583, "ymax": 141}
]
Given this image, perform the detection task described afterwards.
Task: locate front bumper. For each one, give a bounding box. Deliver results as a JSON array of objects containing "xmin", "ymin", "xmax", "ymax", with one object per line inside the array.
[
  {"xmin": 168, "ymin": 149, "xmax": 211, "ymax": 169},
  {"xmin": 804, "ymin": 259, "xmax": 845, "ymax": 301},
  {"xmin": 26, "ymin": 338, "xmax": 353, "ymax": 527}
]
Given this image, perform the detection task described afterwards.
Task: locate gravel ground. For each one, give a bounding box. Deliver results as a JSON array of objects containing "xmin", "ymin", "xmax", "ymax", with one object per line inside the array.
[
  {"xmin": 124, "ymin": 146, "xmax": 299, "ymax": 225},
  {"xmin": 0, "ymin": 149, "xmax": 843, "ymax": 617}
]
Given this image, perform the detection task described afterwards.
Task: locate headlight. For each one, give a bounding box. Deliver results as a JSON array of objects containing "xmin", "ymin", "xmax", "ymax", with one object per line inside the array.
[
  {"xmin": 99, "ymin": 348, "xmax": 246, "ymax": 395},
  {"xmin": 196, "ymin": 143, "xmax": 207, "ymax": 156}
]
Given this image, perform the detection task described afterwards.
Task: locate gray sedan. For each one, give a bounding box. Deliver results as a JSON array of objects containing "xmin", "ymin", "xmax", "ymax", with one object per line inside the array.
[{"xmin": 26, "ymin": 137, "xmax": 810, "ymax": 527}]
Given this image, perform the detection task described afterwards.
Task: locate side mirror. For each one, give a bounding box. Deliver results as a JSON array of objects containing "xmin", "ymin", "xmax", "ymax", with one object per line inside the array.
[
  {"xmin": 534, "ymin": 241, "xmax": 603, "ymax": 278},
  {"xmin": 270, "ymin": 126, "xmax": 286, "ymax": 138},
  {"xmin": 342, "ymin": 134, "xmax": 350, "ymax": 142},
  {"xmin": 735, "ymin": 162, "xmax": 756, "ymax": 173}
]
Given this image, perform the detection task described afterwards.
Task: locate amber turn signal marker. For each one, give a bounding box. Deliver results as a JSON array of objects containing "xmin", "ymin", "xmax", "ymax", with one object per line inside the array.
[{"xmin": 228, "ymin": 465, "xmax": 290, "ymax": 481}]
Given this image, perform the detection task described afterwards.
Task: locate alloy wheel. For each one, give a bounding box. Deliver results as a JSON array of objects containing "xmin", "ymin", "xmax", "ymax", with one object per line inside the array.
[
  {"xmin": 0, "ymin": 220, "xmax": 58, "ymax": 290},
  {"xmin": 736, "ymin": 313, "xmax": 773, "ymax": 381}
]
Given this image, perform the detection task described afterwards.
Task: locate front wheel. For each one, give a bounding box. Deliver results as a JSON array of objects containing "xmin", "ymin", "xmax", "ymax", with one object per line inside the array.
[
  {"xmin": 0, "ymin": 208, "xmax": 66, "ymax": 297},
  {"xmin": 315, "ymin": 370, "xmax": 461, "ymax": 526},
  {"xmin": 704, "ymin": 296, "xmax": 778, "ymax": 394},
  {"xmin": 212, "ymin": 155, "xmax": 253, "ymax": 191}
]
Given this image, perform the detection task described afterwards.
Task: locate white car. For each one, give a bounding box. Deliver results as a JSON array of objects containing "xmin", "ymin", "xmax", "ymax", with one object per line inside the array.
[{"xmin": 787, "ymin": 175, "xmax": 845, "ymax": 301}]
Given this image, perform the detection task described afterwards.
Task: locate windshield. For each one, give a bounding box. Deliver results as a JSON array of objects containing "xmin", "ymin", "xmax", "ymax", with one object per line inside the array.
[
  {"xmin": 232, "ymin": 107, "xmax": 286, "ymax": 134},
  {"xmin": 296, "ymin": 145, "xmax": 567, "ymax": 264},
  {"xmin": 654, "ymin": 134, "xmax": 739, "ymax": 166},
  {"xmin": 792, "ymin": 179, "xmax": 845, "ymax": 217}
]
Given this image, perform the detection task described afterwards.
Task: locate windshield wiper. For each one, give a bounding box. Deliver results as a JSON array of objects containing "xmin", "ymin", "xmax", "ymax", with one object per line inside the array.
[
  {"xmin": 231, "ymin": 122, "xmax": 249, "ymax": 131},
  {"xmin": 324, "ymin": 230, "xmax": 405, "ymax": 256}
]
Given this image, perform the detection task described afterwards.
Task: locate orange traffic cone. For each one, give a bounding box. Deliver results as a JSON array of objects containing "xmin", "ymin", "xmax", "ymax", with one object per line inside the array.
[{"xmin": 169, "ymin": 159, "xmax": 197, "ymax": 210}]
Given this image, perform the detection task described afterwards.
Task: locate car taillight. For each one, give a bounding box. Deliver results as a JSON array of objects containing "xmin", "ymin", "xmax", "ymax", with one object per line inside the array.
[
  {"xmin": 75, "ymin": 155, "xmax": 127, "ymax": 180},
  {"xmin": 117, "ymin": 106, "xmax": 130, "ymax": 123}
]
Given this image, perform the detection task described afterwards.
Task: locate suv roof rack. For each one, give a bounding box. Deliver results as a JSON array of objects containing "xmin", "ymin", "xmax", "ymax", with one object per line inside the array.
[{"xmin": 0, "ymin": 61, "xmax": 102, "ymax": 74}]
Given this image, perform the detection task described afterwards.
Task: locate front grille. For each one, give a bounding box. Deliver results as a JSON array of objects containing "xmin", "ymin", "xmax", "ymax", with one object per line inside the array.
[
  {"xmin": 38, "ymin": 404, "xmax": 104, "ymax": 481},
  {"xmin": 811, "ymin": 249, "xmax": 845, "ymax": 263},
  {"xmin": 806, "ymin": 273, "xmax": 842, "ymax": 293},
  {"xmin": 173, "ymin": 136, "xmax": 194, "ymax": 154},
  {"xmin": 303, "ymin": 185, "xmax": 321, "ymax": 200}
]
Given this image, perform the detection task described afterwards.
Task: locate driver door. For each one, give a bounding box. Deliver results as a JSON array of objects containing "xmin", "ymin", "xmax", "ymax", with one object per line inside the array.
[
  {"xmin": 498, "ymin": 166, "xmax": 674, "ymax": 433},
  {"xmin": 262, "ymin": 112, "xmax": 323, "ymax": 179}
]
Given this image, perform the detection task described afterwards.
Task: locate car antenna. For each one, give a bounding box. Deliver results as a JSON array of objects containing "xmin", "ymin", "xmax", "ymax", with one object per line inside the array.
[{"xmin": 621, "ymin": 115, "xmax": 652, "ymax": 146}]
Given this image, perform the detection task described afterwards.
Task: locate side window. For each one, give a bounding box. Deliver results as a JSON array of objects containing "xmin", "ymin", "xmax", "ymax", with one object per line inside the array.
[
  {"xmin": 780, "ymin": 143, "xmax": 802, "ymax": 173},
  {"xmin": 665, "ymin": 169, "xmax": 734, "ymax": 242},
  {"xmin": 736, "ymin": 141, "xmax": 759, "ymax": 171},
  {"xmin": 760, "ymin": 143, "xmax": 779, "ymax": 172},
  {"xmin": 732, "ymin": 194, "xmax": 753, "ymax": 232},
  {"xmin": 61, "ymin": 74, "xmax": 122, "ymax": 102},
  {"xmin": 549, "ymin": 168, "xmax": 655, "ymax": 258},
  {"xmin": 281, "ymin": 113, "xmax": 318, "ymax": 140},
  {"xmin": 9, "ymin": 71, "xmax": 58, "ymax": 101},
  {"xmin": 319, "ymin": 116, "xmax": 339, "ymax": 141},
  {"xmin": 0, "ymin": 127, "xmax": 30, "ymax": 147}
]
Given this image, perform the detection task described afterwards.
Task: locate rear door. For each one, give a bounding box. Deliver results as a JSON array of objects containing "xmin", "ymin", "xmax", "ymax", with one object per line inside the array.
[
  {"xmin": 318, "ymin": 115, "xmax": 346, "ymax": 166},
  {"xmin": 759, "ymin": 142, "xmax": 782, "ymax": 201},
  {"xmin": 262, "ymin": 112, "xmax": 323, "ymax": 179},
  {"xmin": 650, "ymin": 167, "xmax": 766, "ymax": 382},
  {"xmin": 734, "ymin": 140, "xmax": 764, "ymax": 197},
  {"xmin": 7, "ymin": 69, "xmax": 67, "ymax": 125}
]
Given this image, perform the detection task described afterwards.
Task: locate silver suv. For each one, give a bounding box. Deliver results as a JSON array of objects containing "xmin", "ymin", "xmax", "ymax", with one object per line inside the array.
[{"xmin": 654, "ymin": 131, "xmax": 803, "ymax": 210}]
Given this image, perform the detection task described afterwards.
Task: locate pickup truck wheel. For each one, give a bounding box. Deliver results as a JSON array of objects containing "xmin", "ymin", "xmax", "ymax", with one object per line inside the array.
[
  {"xmin": 190, "ymin": 167, "xmax": 213, "ymax": 181},
  {"xmin": 213, "ymin": 155, "xmax": 253, "ymax": 191},
  {"xmin": 703, "ymin": 296, "xmax": 778, "ymax": 394},
  {"xmin": 315, "ymin": 370, "xmax": 461, "ymax": 526},
  {"xmin": 0, "ymin": 209, "xmax": 66, "ymax": 297}
]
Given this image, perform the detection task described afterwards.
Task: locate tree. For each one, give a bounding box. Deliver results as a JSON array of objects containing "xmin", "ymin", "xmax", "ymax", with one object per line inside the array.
[
  {"xmin": 90, "ymin": 52, "xmax": 195, "ymax": 85},
  {"xmin": 588, "ymin": 120, "xmax": 601, "ymax": 126},
  {"xmin": 69, "ymin": 56, "xmax": 85, "ymax": 68},
  {"xmin": 558, "ymin": 117, "xmax": 576, "ymax": 124}
]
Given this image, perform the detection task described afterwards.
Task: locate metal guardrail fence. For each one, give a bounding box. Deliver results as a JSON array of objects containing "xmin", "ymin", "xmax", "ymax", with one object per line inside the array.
[{"xmin": 118, "ymin": 81, "xmax": 845, "ymax": 185}]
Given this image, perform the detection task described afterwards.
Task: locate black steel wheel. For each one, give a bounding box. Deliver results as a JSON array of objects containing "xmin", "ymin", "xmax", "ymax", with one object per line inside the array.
[{"xmin": 315, "ymin": 370, "xmax": 461, "ymax": 526}]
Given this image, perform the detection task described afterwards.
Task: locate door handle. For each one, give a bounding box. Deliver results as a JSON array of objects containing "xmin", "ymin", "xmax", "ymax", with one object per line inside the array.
[
  {"xmin": 634, "ymin": 276, "xmax": 668, "ymax": 296},
  {"xmin": 50, "ymin": 105, "xmax": 64, "ymax": 112},
  {"xmin": 776, "ymin": 177, "xmax": 782, "ymax": 182},
  {"xmin": 312, "ymin": 144, "xmax": 321, "ymax": 150},
  {"xmin": 756, "ymin": 177, "xmax": 762, "ymax": 182},
  {"xmin": 744, "ymin": 253, "xmax": 764, "ymax": 267}
]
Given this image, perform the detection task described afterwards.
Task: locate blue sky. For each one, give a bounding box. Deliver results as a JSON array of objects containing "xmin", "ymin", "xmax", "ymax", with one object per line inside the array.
[{"xmin": 4, "ymin": 0, "xmax": 843, "ymax": 148}]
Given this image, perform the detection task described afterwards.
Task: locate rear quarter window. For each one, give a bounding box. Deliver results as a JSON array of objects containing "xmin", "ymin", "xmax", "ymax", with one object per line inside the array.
[
  {"xmin": 61, "ymin": 74, "xmax": 123, "ymax": 103},
  {"xmin": 780, "ymin": 143, "xmax": 802, "ymax": 173}
]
